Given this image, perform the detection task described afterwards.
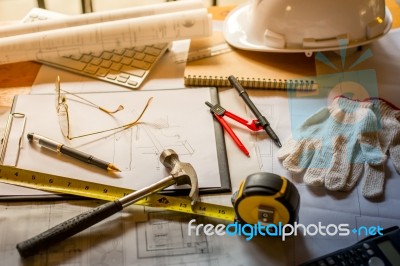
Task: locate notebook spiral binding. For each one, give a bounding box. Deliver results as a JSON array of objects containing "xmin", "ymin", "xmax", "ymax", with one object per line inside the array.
[{"xmin": 184, "ymin": 75, "xmax": 318, "ymax": 90}]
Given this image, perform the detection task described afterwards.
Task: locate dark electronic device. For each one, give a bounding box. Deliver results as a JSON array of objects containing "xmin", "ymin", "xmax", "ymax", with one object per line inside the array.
[{"xmin": 299, "ymin": 226, "xmax": 400, "ymax": 266}]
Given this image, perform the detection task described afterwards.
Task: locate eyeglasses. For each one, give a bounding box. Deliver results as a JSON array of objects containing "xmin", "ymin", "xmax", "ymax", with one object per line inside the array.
[{"xmin": 55, "ymin": 76, "xmax": 152, "ymax": 140}]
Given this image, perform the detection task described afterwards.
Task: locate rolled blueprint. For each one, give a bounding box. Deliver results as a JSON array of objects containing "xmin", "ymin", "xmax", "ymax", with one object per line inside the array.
[
  {"xmin": 0, "ymin": 0, "xmax": 204, "ymax": 38},
  {"xmin": 0, "ymin": 8, "xmax": 212, "ymax": 65}
]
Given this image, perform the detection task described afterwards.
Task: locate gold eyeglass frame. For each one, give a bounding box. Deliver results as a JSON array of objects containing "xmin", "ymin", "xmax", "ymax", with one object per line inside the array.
[{"xmin": 55, "ymin": 76, "xmax": 152, "ymax": 140}]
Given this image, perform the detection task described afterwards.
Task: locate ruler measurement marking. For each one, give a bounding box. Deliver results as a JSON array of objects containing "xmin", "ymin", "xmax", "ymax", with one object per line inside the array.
[{"xmin": 0, "ymin": 165, "xmax": 235, "ymax": 221}]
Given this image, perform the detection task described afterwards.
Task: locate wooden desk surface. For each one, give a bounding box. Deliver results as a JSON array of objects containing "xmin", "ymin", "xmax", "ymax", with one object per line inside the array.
[
  {"xmin": 0, "ymin": 61, "xmax": 41, "ymax": 106},
  {"xmin": 0, "ymin": 1, "xmax": 399, "ymax": 107}
]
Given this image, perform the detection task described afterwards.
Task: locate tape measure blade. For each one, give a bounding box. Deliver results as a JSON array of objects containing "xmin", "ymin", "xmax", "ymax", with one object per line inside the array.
[
  {"xmin": 145, "ymin": 194, "xmax": 235, "ymax": 220},
  {"xmin": 0, "ymin": 165, "xmax": 235, "ymax": 221}
]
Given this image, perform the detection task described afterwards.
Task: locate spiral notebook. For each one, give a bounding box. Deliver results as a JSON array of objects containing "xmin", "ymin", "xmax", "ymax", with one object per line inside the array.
[{"xmin": 184, "ymin": 31, "xmax": 318, "ymax": 90}]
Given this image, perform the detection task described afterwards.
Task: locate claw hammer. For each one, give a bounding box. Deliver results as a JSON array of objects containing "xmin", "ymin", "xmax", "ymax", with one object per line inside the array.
[{"xmin": 16, "ymin": 149, "xmax": 199, "ymax": 258}]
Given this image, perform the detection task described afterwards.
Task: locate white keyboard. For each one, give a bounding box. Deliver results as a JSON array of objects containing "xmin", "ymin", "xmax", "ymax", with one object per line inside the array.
[{"xmin": 21, "ymin": 8, "xmax": 169, "ymax": 89}]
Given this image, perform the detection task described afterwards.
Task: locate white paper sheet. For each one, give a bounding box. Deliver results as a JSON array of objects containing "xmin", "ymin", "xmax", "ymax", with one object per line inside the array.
[
  {"xmin": 2, "ymin": 88, "xmax": 223, "ymax": 195},
  {"xmin": 0, "ymin": 7, "xmax": 211, "ymax": 65},
  {"xmin": 0, "ymin": 0, "xmax": 204, "ymax": 38}
]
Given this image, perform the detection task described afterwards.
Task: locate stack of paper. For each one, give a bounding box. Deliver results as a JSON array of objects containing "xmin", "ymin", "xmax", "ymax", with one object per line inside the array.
[{"xmin": 0, "ymin": 0, "xmax": 212, "ymax": 65}]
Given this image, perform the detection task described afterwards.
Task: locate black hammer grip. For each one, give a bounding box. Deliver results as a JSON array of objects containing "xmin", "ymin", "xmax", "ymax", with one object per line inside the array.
[{"xmin": 16, "ymin": 200, "xmax": 123, "ymax": 257}]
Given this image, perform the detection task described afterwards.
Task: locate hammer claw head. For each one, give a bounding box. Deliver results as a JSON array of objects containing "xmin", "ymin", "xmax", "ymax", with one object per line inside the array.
[
  {"xmin": 160, "ymin": 149, "xmax": 200, "ymax": 207},
  {"xmin": 159, "ymin": 149, "xmax": 178, "ymax": 170}
]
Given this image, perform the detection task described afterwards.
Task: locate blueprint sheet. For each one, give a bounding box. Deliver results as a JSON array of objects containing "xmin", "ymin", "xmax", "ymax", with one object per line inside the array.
[
  {"xmin": 0, "ymin": 201, "xmax": 293, "ymax": 266},
  {"xmin": 1, "ymin": 29, "xmax": 400, "ymax": 266}
]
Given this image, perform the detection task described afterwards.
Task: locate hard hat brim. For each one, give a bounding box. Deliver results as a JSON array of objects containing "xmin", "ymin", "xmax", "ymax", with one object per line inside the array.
[{"xmin": 223, "ymin": 3, "xmax": 393, "ymax": 54}]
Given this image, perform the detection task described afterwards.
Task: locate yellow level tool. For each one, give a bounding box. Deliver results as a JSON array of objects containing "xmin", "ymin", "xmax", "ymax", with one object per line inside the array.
[{"xmin": 0, "ymin": 164, "xmax": 235, "ymax": 221}]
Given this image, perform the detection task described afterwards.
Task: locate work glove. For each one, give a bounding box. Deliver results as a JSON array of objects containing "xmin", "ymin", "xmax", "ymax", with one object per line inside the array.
[
  {"xmin": 343, "ymin": 99, "xmax": 400, "ymax": 198},
  {"xmin": 277, "ymin": 97, "xmax": 387, "ymax": 198}
]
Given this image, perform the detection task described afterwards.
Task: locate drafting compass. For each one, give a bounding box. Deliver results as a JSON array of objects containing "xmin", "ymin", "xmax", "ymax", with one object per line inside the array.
[{"xmin": 205, "ymin": 101, "xmax": 264, "ymax": 156}]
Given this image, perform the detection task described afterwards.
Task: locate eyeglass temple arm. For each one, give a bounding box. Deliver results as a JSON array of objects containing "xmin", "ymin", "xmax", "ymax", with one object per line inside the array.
[
  {"xmin": 61, "ymin": 89, "xmax": 124, "ymax": 114},
  {"xmin": 67, "ymin": 97, "xmax": 153, "ymax": 140}
]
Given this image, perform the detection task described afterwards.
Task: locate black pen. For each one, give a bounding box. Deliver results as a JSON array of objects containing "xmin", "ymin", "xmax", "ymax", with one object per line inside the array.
[
  {"xmin": 228, "ymin": 75, "xmax": 282, "ymax": 148},
  {"xmin": 27, "ymin": 133, "xmax": 121, "ymax": 172}
]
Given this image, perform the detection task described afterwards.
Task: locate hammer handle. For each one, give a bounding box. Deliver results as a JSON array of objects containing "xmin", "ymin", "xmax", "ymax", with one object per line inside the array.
[
  {"xmin": 16, "ymin": 175, "xmax": 176, "ymax": 257},
  {"xmin": 16, "ymin": 200, "xmax": 123, "ymax": 257}
]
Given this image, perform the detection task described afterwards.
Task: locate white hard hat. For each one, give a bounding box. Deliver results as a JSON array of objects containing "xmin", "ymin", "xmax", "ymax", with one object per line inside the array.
[{"xmin": 223, "ymin": 0, "xmax": 392, "ymax": 54}]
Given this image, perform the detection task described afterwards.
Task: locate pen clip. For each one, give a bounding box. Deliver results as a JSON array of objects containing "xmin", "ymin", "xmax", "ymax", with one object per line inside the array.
[{"xmin": 0, "ymin": 113, "xmax": 27, "ymax": 166}]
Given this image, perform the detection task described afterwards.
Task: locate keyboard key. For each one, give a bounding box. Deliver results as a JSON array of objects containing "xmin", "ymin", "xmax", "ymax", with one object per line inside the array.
[
  {"xmin": 100, "ymin": 60, "xmax": 112, "ymax": 68},
  {"xmin": 70, "ymin": 54, "xmax": 83, "ymax": 60},
  {"xmin": 153, "ymin": 43, "xmax": 167, "ymax": 49},
  {"xmin": 117, "ymin": 76, "xmax": 129, "ymax": 83},
  {"xmin": 121, "ymin": 57, "xmax": 133, "ymax": 65},
  {"xmin": 113, "ymin": 49, "xmax": 125, "ymax": 55},
  {"xmin": 134, "ymin": 52, "xmax": 145, "ymax": 60},
  {"xmin": 118, "ymin": 73, "xmax": 130, "ymax": 79},
  {"xmin": 84, "ymin": 64, "xmax": 99, "ymax": 74},
  {"xmin": 325, "ymin": 257, "xmax": 335, "ymax": 265},
  {"xmin": 121, "ymin": 66, "xmax": 145, "ymax": 77},
  {"xmin": 127, "ymin": 78, "xmax": 138, "ymax": 86},
  {"xmin": 110, "ymin": 62, "xmax": 122, "ymax": 71},
  {"xmin": 96, "ymin": 68, "xmax": 108, "ymax": 77},
  {"xmin": 81, "ymin": 54, "xmax": 92, "ymax": 63},
  {"xmin": 101, "ymin": 51, "xmax": 113, "ymax": 60},
  {"xmin": 90, "ymin": 57, "xmax": 102, "ymax": 66},
  {"xmin": 45, "ymin": 57, "xmax": 86, "ymax": 71},
  {"xmin": 106, "ymin": 71, "xmax": 118, "ymax": 80},
  {"xmin": 144, "ymin": 47, "xmax": 162, "ymax": 56},
  {"xmin": 132, "ymin": 60, "xmax": 150, "ymax": 70},
  {"xmin": 91, "ymin": 51, "xmax": 102, "ymax": 57},
  {"xmin": 144, "ymin": 55, "xmax": 156, "ymax": 63},
  {"xmin": 123, "ymin": 49, "xmax": 135, "ymax": 58},
  {"xmin": 111, "ymin": 54, "xmax": 123, "ymax": 63},
  {"xmin": 134, "ymin": 46, "xmax": 145, "ymax": 52}
]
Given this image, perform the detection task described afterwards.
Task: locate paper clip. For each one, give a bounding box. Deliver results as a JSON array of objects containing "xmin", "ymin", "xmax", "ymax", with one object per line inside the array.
[
  {"xmin": 205, "ymin": 102, "xmax": 263, "ymax": 156},
  {"xmin": 0, "ymin": 113, "xmax": 26, "ymax": 165}
]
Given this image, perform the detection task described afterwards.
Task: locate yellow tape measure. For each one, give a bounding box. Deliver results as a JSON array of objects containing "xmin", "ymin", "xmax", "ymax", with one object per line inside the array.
[{"xmin": 0, "ymin": 164, "xmax": 235, "ymax": 221}]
